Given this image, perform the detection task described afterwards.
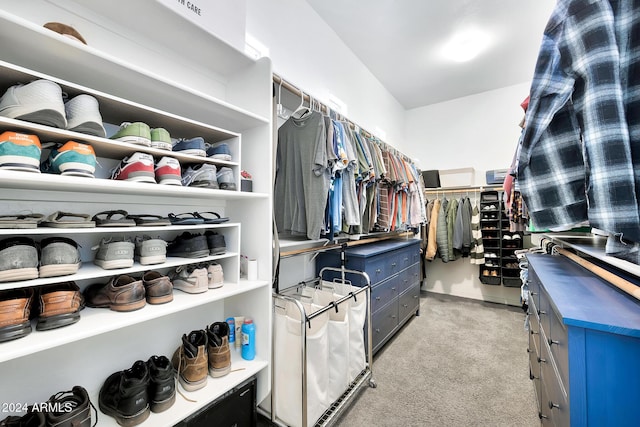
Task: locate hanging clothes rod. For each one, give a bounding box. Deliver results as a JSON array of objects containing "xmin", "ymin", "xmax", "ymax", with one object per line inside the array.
[
  {"xmin": 279, "ymin": 231, "xmax": 414, "ymax": 258},
  {"xmin": 272, "ymin": 73, "xmax": 414, "ymax": 165},
  {"xmin": 424, "ymin": 186, "xmax": 503, "ymax": 195}
]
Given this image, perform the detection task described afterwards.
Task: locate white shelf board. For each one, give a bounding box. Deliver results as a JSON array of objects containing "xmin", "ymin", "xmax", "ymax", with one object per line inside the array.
[
  {"xmin": 0, "ymin": 10, "xmax": 268, "ymax": 132},
  {"xmin": 93, "ymin": 354, "xmax": 268, "ymax": 427},
  {"xmin": 0, "ymin": 223, "xmax": 239, "ymax": 236},
  {"xmin": 0, "ymin": 253, "xmax": 239, "ymax": 291},
  {"xmin": 0, "ymin": 280, "xmax": 271, "ymax": 363},
  {"xmin": 0, "ymin": 170, "xmax": 268, "ymax": 201}
]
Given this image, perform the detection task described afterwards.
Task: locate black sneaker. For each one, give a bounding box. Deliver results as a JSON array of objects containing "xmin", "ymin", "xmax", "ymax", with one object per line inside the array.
[
  {"xmin": 44, "ymin": 386, "xmax": 92, "ymax": 427},
  {"xmin": 99, "ymin": 360, "xmax": 150, "ymax": 427},
  {"xmin": 0, "ymin": 411, "xmax": 45, "ymax": 427},
  {"xmin": 167, "ymin": 232, "xmax": 209, "ymax": 258},
  {"xmin": 146, "ymin": 355, "xmax": 176, "ymax": 413},
  {"xmin": 204, "ymin": 231, "xmax": 226, "ymax": 255}
]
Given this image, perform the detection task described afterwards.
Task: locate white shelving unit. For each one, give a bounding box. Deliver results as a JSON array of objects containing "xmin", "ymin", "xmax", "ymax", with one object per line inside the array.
[{"xmin": 0, "ymin": 3, "xmax": 272, "ymax": 425}]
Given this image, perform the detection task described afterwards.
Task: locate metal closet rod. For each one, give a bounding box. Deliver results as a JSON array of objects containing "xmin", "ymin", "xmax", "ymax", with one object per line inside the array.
[
  {"xmin": 272, "ymin": 73, "xmax": 414, "ymax": 164},
  {"xmin": 424, "ymin": 185, "xmax": 503, "ymax": 195}
]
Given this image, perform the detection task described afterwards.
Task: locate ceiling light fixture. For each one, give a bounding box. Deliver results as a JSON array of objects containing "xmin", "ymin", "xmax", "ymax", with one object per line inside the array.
[{"xmin": 441, "ymin": 28, "xmax": 491, "ymax": 62}]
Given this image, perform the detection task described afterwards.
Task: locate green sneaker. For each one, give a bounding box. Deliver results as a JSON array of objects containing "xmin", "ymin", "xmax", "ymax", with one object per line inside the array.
[
  {"xmin": 110, "ymin": 122, "xmax": 151, "ymax": 147},
  {"xmin": 151, "ymin": 127, "xmax": 172, "ymax": 151}
]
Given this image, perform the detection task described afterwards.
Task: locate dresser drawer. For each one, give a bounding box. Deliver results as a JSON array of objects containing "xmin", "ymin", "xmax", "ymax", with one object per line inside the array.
[
  {"xmin": 372, "ymin": 299, "xmax": 398, "ymax": 350},
  {"xmin": 538, "ymin": 288, "xmax": 552, "ymax": 339},
  {"xmin": 371, "ymin": 277, "xmax": 399, "ymax": 313},
  {"xmin": 539, "ymin": 331, "xmax": 568, "ymax": 414},
  {"xmin": 398, "ymin": 263, "xmax": 420, "ymax": 294},
  {"xmin": 546, "ymin": 298, "xmax": 569, "ymax": 391},
  {"xmin": 398, "ymin": 282, "xmax": 420, "ymax": 321}
]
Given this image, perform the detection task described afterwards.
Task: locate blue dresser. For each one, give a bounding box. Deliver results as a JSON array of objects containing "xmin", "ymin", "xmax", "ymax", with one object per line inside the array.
[
  {"xmin": 526, "ymin": 254, "xmax": 640, "ymax": 426},
  {"xmin": 316, "ymin": 239, "xmax": 421, "ymax": 354}
]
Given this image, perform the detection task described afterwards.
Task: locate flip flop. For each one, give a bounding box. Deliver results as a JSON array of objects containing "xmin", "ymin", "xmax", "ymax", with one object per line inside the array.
[
  {"xmin": 0, "ymin": 213, "xmax": 44, "ymax": 229},
  {"xmin": 126, "ymin": 214, "xmax": 172, "ymax": 226},
  {"xmin": 41, "ymin": 211, "xmax": 95, "ymax": 228},
  {"xmin": 168, "ymin": 213, "xmax": 205, "ymax": 225},
  {"xmin": 92, "ymin": 210, "xmax": 136, "ymax": 227},
  {"xmin": 192, "ymin": 211, "xmax": 229, "ymax": 224}
]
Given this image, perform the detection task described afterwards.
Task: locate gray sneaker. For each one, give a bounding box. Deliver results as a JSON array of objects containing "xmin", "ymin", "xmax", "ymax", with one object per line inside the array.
[
  {"xmin": 93, "ymin": 238, "xmax": 134, "ymax": 270},
  {"xmin": 181, "ymin": 163, "xmax": 218, "ymax": 188},
  {"xmin": 170, "ymin": 265, "xmax": 208, "ymax": 294},
  {"xmin": 39, "ymin": 237, "xmax": 81, "ymax": 278},
  {"xmin": 216, "ymin": 167, "xmax": 236, "ymax": 191},
  {"xmin": 135, "ymin": 235, "xmax": 167, "ymax": 265},
  {"xmin": 0, "ymin": 237, "xmax": 38, "ymax": 282}
]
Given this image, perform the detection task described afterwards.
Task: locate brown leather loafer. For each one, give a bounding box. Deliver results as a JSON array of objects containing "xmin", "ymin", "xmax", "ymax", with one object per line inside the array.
[
  {"xmin": 0, "ymin": 288, "xmax": 33, "ymax": 342},
  {"xmin": 36, "ymin": 282, "xmax": 84, "ymax": 331},
  {"xmin": 142, "ymin": 271, "xmax": 173, "ymax": 305},
  {"xmin": 84, "ymin": 275, "xmax": 146, "ymax": 312}
]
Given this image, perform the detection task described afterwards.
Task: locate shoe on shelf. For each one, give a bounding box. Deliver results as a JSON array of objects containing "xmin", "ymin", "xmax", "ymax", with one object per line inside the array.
[
  {"xmin": 172, "ymin": 330, "xmax": 208, "ymax": 392},
  {"xmin": 181, "ymin": 163, "xmax": 218, "ymax": 188},
  {"xmin": 84, "ymin": 274, "xmax": 146, "ymax": 312},
  {"xmin": 0, "ymin": 411, "xmax": 45, "ymax": 426},
  {"xmin": 64, "ymin": 94, "xmax": 106, "ymax": 137},
  {"xmin": 150, "ymin": 128, "xmax": 172, "ymax": 151},
  {"xmin": 43, "ymin": 385, "xmax": 92, "ymax": 427},
  {"xmin": 142, "ymin": 271, "xmax": 173, "ymax": 305},
  {"xmin": 502, "ymin": 234, "xmax": 512, "ymax": 240},
  {"xmin": 39, "ymin": 236, "xmax": 81, "ymax": 278},
  {"xmin": 0, "ymin": 288, "xmax": 33, "ymax": 343},
  {"xmin": 216, "ymin": 167, "xmax": 236, "ymax": 191},
  {"xmin": 0, "ymin": 79, "xmax": 67, "ymax": 128},
  {"xmin": 167, "ymin": 232, "xmax": 209, "ymax": 258},
  {"xmin": 93, "ymin": 237, "xmax": 134, "ymax": 270},
  {"xmin": 204, "ymin": 231, "xmax": 226, "ymax": 255},
  {"xmin": 205, "ymin": 142, "xmax": 232, "ymax": 161},
  {"xmin": 206, "ymin": 321, "xmax": 231, "ymax": 377},
  {"xmin": 172, "ymin": 137, "xmax": 206, "ymax": 157},
  {"xmin": 99, "ymin": 360, "xmax": 150, "ymax": 427},
  {"xmin": 109, "ymin": 122, "xmax": 151, "ymax": 147},
  {"xmin": 170, "ymin": 265, "xmax": 208, "ymax": 294},
  {"xmin": 206, "ymin": 262, "xmax": 224, "ymax": 289},
  {"xmin": 0, "ymin": 131, "xmax": 42, "ymax": 173},
  {"xmin": 154, "ymin": 156, "xmax": 182, "ymax": 186},
  {"xmin": 146, "ymin": 355, "xmax": 176, "ymax": 413},
  {"xmin": 110, "ymin": 152, "xmax": 156, "ymax": 183},
  {"xmin": 482, "ymin": 269, "xmax": 489, "ymax": 276},
  {"xmin": 512, "ymin": 234, "xmax": 522, "ymax": 240},
  {"xmin": 0, "ymin": 236, "xmax": 39, "ymax": 283},
  {"xmin": 134, "ymin": 235, "xmax": 167, "ymax": 265},
  {"xmin": 41, "ymin": 141, "xmax": 97, "ymax": 178},
  {"xmin": 490, "ymin": 270, "xmax": 498, "ymax": 277},
  {"xmin": 35, "ymin": 281, "xmax": 83, "ymax": 331}
]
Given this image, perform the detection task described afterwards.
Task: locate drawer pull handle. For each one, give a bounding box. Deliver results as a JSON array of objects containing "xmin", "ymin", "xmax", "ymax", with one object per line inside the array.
[
  {"xmin": 414, "ymin": 295, "xmax": 418, "ymax": 299},
  {"xmin": 391, "ymin": 262, "xmax": 397, "ymax": 267},
  {"xmin": 375, "ymin": 328, "xmax": 380, "ymax": 333},
  {"xmin": 530, "ymin": 330, "xmax": 538, "ymax": 335},
  {"xmin": 403, "ymin": 279, "xmax": 408, "ymax": 283},
  {"xmin": 391, "ymin": 287, "xmax": 396, "ymax": 291},
  {"xmin": 375, "ymin": 297, "xmax": 381, "ymax": 301},
  {"xmin": 538, "ymin": 412, "xmax": 548, "ymax": 420},
  {"xmin": 391, "ymin": 315, "xmax": 397, "ymax": 319},
  {"xmin": 404, "ymin": 257, "xmax": 409, "ymax": 262},
  {"xmin": 403, "ymin": 304, "xmax": 409, "ymax": 308},
  {"xmin": 526, "ymin": 348, "xmax": 531, "ymax": 354},
  {"xmin": 538, "ymin": 357, "xmax": 546, "ymax": 364},
  {"xmin": 549, "ymin": 401, "xmax": 560, "ymax": 410},
  {"xmin": 376, "ymin": 269, "xmax": 381, "ymax": 274},
  {"xmin": 548, "ymin": 338, "xmax": 559, "ymax": 346},
  {"xmin": 530, "ymin": 291, "xmax": 538, "ymax": 296},
  {"xmin": 538, "ymin": 310, "xmax": 546, "ymax": 316}
]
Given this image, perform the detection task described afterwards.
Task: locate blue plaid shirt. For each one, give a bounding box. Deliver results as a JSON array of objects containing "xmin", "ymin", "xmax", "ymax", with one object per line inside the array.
[{"xmin": 518, "ymin": 0, "xmax": 640, "ymax": 242}]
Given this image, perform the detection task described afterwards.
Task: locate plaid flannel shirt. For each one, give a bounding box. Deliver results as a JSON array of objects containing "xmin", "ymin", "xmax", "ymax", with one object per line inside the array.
[{"xmin": 518, "ymin": 0, "xmax": 640, "ymax": 242}]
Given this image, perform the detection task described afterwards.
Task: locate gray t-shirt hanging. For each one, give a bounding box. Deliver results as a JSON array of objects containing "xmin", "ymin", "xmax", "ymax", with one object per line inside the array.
[{"xmin": 275, "ymin": 111, "xmax": 331, "ymax": 239}]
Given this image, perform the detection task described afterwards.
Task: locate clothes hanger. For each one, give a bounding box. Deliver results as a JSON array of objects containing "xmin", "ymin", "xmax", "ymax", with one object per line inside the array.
[
  {"xmin": 276, "ymin": 80, "xmax": 290, "ymax": 120},
  {"xmin": 291, "ymin": 89, "xmax": 312, "ymax": 119}
]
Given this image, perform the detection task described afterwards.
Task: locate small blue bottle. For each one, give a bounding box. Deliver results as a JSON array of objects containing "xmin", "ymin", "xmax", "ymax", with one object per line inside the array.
[
  {"xmin": 226, "ymin": 317, "xmax": 235, "ymax": 347},
  {"xmin": 241, "ymin": 318, "xmax": 256, "ymax": 360}
]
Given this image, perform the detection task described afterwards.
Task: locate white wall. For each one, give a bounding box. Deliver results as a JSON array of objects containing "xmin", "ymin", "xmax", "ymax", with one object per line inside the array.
[
  {"xmin": 245, "ymin": 0, "xmax": 406, "ymax": 148},
  {"xmin": 404, "ymin": 82, "xmax": 531, "ymax": 183}
]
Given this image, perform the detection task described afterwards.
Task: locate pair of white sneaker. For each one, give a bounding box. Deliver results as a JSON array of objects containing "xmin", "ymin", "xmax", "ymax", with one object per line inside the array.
[{"xmin": 0, "ymin": 79, "xmax": 106, "ymax": 137}]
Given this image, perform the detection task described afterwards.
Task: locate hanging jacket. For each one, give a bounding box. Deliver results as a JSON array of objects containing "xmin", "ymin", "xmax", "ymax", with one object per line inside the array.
[
  {"xmin": 446, "ymin": 198, "xmax": 459, "ymax": 261},
  {"xmin": 436, "ymin": 198, "xmax": 450, "ymax": 262},
  {"xmin": 470, "ymin": 205, "xmax": 485, "ymax": 264},
  {"xmin": 426, "ymin": 198, "xmax": 441, "ymax": 261},
  {"xmin": 461, "ymin": 197, "xmax": 472, "ymax": 257}
]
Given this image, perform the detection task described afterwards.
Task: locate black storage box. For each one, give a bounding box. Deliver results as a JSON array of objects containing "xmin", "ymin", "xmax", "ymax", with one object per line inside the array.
[
  {"xmin": 421, "ymin": 170, "xmax": 441, "ymax": 188},
  {"xmin": 174, "ymin": 377, "xmax": 257, "ymax": 427}
]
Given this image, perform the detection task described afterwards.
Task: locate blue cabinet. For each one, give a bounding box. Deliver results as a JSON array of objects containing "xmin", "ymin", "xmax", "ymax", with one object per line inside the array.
[
  {"xmin": 527, "ymin": 254, "xmax": 640, "ymax": 426},
  {"xmin": 316, "ymin": 239, "xmax": 421, "ymax": 354}
]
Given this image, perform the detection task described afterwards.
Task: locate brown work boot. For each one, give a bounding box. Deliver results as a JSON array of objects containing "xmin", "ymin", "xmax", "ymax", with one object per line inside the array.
[
  {"xmin": 0, "ymin": 288, "xmax": 33, "ymax": 342},
  {"xmin": 84, "ymin": 275, "xmax": 146, "ymax": 312},
  {"xmin": 171, "ymin": 330, "xmax": 208, "ymax": 391},
  {"xmin": 35, "ymin": 281, "xmax": 83, "ymax": 331},
  {"xmin": 206, "ymin": 321, "xmax": 231, "ymax": 378}
]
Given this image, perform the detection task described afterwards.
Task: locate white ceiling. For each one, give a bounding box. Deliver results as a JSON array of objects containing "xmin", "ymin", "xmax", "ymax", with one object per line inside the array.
[{"xmin": 306, "ymin": 0, "xmax": 555, "ymax": 109}]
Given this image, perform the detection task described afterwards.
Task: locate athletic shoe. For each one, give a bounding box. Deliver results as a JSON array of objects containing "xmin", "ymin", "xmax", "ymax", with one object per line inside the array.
[
  {"xmin": 216, "ymin": 167, "xmax": 236, "ymax": 190},
  {"xmin": 204, "ymin": 231, "xmax": 226, "ymax": 255},
  {"xmin": 206, "ymin": 262, "xmax": 224, "ymax": 289},
  {"xmin": 0, "ymin": 237, "xmax": 39, "ymax": 283},
  {"xmin": 150, "ymin": 128, "xmax": 172, "ymax": 151},
  {"xmin": 172, "ymin": 137, "xmax": 206, "ymax": 157},
  {"xmin": 39, "ymin": 236, "xmax": 81, "ymax": 277},
  {"xmin": 206, "ymin": 142, "xmax": 232, "ymax": 161},
  {"xmin": 110, "ymin": 152, "xmax": 156, "ymax": 183},
  {"xmin": 110, "ymin": 122, "xmax": 151, "ymax": 147},
  {"xmin": 154, "ymin": 156, "xmax": 182, "ymax": 186},
  {"xmin": 0, "ymin": 131, "xmax": 42, "ymax": 173},
  {"xmin": 134, "ymin": 235, "xmax": 167, "ymax": 265},
  {"xmin": 92, "ymin": 237, "xmax": 134, "ymax": 270},
  {"xmin": 0, "ymin": 79, "xmax": 67, "ymax": 128},
  {"xmin": 65, "ymin": 94, "xmax": 106, "ymax": 137},
  {"xmin": 41, "ymin": 140, "xmax": 96, "ymax": 178},
  {"xmin": 170, "ymin": 265, "xmax": 208, "ymax": 294},
  {"xmin": 181, "ymin": 163, "xmax": 218, "ymax": 188},
  {"xmin": 167, "ymin": 232, "xmax": 209, "ymax": 258}
]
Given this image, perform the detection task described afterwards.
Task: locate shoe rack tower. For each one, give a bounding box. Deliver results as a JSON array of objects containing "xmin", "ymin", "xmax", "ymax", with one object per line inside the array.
[
  {"xmin": 479, "ymin": 190, "xmax": 523, "ymax": 287},
  {"xmin": 0, "ymin": 2, "xmax": 272, "ymax": 426}
]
